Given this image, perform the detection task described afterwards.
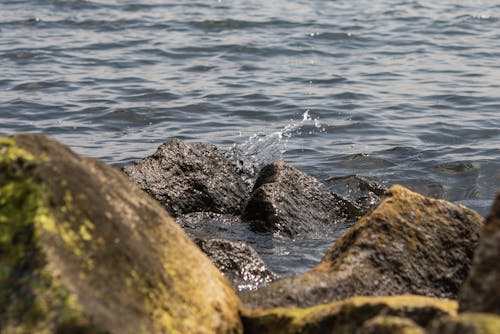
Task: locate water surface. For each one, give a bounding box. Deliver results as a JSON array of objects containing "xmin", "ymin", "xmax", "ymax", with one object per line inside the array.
[{"xmin": 1, "ymin": 0, "xmax": 499, "ymax": 279}]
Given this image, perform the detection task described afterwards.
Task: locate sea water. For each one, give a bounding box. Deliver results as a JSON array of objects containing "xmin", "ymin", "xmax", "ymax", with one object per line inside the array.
[{"xmin": 1, "ymin": 0, "xmax": 499, "ymax": 278}]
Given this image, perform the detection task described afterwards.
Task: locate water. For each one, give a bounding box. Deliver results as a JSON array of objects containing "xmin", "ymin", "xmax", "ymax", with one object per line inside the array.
[{"xmin": 1, "ymin": 0, "xmax": 499, "ymax": 279}]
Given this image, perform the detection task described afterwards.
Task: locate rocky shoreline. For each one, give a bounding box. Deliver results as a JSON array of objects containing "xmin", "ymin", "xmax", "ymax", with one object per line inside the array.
[{"xmin": 1, "ymin": 133, "xmax": 499, "ymax": 333}]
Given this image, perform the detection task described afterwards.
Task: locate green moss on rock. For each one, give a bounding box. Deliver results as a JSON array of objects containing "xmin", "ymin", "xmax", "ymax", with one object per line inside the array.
[
  {"xmin": 361, "ymin": 315, "xmax": 425, "ymax": 334},
  {"xmin": 242, "ymin": 295, "xmax": 457, "ymax": 334},
  {"xmin": 0, "ymin": 134, "xmax": 242, "ymax": 334},
  {"xmin": 0, "ymin": 139, "xmax": 98, "ymax": 333}
]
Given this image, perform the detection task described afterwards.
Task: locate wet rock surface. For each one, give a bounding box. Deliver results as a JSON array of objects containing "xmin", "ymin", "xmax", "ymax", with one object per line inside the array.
[
  {"xmin": 195, "ymin": 238, "xmax": 277, "ymax": 291},
  {"xmin": 176, "ymin": 211, "xmax": 242, "ymax": 237},
  {"xmin": 242, "ymin": 161, "xmax": 360, "ymax": 238},
  {"xmin": 241, "ymin": 185, "xmax": 484, "ymax": 309},
  {"xmin": 459, "ymin": 193, "xmax": 500, "ymax": 314},
  {"xmin": 326, "ymin": 174, "xmax": 386, "ymax": 215},
  {"xmin": 122, "ymin": 138, "xmax": 249, "ymax": 216},
  {"xmin": 0, "ymin": 134, "xmax": 242, "ymax": 334}
]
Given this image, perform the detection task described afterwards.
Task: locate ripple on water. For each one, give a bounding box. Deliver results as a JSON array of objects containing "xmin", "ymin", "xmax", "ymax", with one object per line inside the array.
[{"xmin": 1, "ymin": 0, "xmax": 499, "ymax": 279}]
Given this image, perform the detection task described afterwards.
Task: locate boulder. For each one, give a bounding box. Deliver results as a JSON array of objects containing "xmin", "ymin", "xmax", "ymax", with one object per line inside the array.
[
  {"xmin": 459, "ymin": 193, "xmax": 500, "ymax": 314},
  {"xmin": 242, "ymin": 161, "xmax": 360, "ymax": 237},
  {"xmin": 242, "ymin": 295, "xmax": 456, "ymax": 334},
  {"xmin": 326, "ymin": 174, "xmax": 386, "ymax": 215},
  {"xmin": 428, "ymin": 313, "xmax": 500, "ymax": 334},
  {"xmin": 122, "ymin": 138, "xmax": 249, "ymax": 216},
  {"xmin": 195, "ymin": 238, "xmax": 277, "ymax": 291},
  {"xmin": 241, "ymin": 185, "xmax": 483, "ymax": 309},
  {"xmin": 0, "ymin": 134, "xmax": 242, "ymax": 334},
  {"xmin": 360, "ymin": 316, "xmax": 425, "ymax": 334}
]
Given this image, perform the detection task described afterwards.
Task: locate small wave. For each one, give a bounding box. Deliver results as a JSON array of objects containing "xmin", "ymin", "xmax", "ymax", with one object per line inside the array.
[
  {"xmin": 172, "ymin": 44, "xmax": 334, "ymax": 59},
  {"xmin": 11, "ymin": 80, "xmax": 75, "ymax": 92},
  {"xmin": 308, "ymin": 31, "xmax": 353, "ymax": 40},
  {"xmin": 191, "ymin": 19, "xmax": 306, "ymax": 32},
  {"xmin": 434, "ymin": 162, "xmax": 476, "ymax": 175}
]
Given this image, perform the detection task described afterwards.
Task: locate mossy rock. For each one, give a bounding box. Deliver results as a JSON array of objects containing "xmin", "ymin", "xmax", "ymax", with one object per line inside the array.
[
  {"xmin": 242, "ymin": 295, "xmax": 456, "ymax": 334},
  {"xmin": 459, "ymin": 193, "xmax": 500, "ymax": 314},
  {"xmin": 361, "ymin": 315, "xmax": 425, "ymax": 334},
  {"xmin": 428, "ymin": 312, "xmax": 500, "ymax": 334},
  {"xmin": 0, "ymin": 134, "xmax": 242, "ymax": 334},
  {"xmin": 242, "ymin": 185, "xmax": 483, "ymax": 309}
]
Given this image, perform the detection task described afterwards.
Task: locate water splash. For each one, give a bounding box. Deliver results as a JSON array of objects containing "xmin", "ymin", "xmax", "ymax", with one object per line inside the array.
[{"xmin": 227, "ymin": 110, "xmax": 324, "ymax": 184}]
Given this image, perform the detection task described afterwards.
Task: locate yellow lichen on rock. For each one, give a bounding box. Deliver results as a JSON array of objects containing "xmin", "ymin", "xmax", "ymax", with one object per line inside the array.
[
  {"xmin": 242, "ymin": 295, "xmax": 457, "ymax": 334},
  {"xmin": 1, "ymin": 134, "xmax": 243, "ymax": 334},
  {"xmin": 0, "ymin": 137, "xmax": 34, "ymax": 164},
  {"xmin": 362, "ymin": 316, "xmax": 425, "ymax": 334}
]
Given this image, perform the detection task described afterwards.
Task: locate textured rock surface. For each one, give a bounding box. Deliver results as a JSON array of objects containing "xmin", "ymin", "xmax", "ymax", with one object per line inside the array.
[
  {"xmin": 326, "ymin": 174, "xmax": 386, "ymax": 215},
  {"xmin": 459, "ymin": 193, "xmax": 500, "ymax": 314},
  {"xmin": 242, "ymin": 161, "xmax": 360, "ymax": 237},
  {"xmin": 242, "ymin": 295, "xmax": 456, "ymax": 334},
  {"xmin": 195, "ymin": 238, "xmax": 277, "ymax": 291},
  {"xmin": 242, "ymin": 185, "xmax": 483, "ymax": 309},
  {"xmin": 428, "ymin": 313, "xmax": 500, "ymax": 334},
  {"xmin": 123, "ymin": 138, "xmax": 249, "ymax": 216},
  {"xmin": 0, "ymin": 134, "xmax": 242, "ymax": 334},
  {"xmin": 360, "ymin": 316, "xmax": 424, "ymax": 334},
  {"xmin": 176, "ymin": 211, "xmax": 242, "ymax": 237}
]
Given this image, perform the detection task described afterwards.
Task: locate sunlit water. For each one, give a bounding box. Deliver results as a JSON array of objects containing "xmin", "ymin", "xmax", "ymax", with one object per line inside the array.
[{"xmin": 1, "ymin": 0, "xmax": 499, "ymax": 279}]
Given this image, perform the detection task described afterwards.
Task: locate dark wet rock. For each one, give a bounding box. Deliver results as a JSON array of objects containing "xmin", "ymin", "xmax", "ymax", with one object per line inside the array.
[
  {"xmin": 459, "ymin": 193, "xmax": 500, "ymax": 314},
  {"xmin": 195, "ymin": 238, "xmax": 277, "ymax": 291},
  {"xmin": 242, "ymin": 161, "xmax": 360, "ymax": 237},
  {"xmin": 0, "ymin": 134, "xmax": 242, "ymax": 334},
  {"xmin": 176, "ymin": 211, "xmax": 241, "ymax": 236},
  {"xmin": 242, "ymin": 185, "xmax": 483, "ymax": 309},
  {"xmin": 326, "ymin": 174, "xmax": 386, "ymax": 215},
  {"xmin": 428, "ymin": 313, "xmax": 500, "ymax": 334},
  {"xmin": 242, "ymin": 295, "xmax": 456, "ymax": 334},
  {"xmin": 122, "ymin": 138, "xmax": 249, "ymax": 216}
]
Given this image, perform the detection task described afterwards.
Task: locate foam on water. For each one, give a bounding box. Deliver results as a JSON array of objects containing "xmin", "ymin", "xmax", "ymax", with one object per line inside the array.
[{"xmin": 227, "ymin": 110, "xmax": 324, "ymax": 182}]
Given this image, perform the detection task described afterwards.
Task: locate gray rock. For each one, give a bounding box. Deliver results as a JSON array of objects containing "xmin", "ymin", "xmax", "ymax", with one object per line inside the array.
[
  {"xmin": 122, "ymin": 138, "xmax": 249, "ymax": 216},
  {"xmin": 195, "ymin": 238, "xmax": 277, "ymax": 291},
  {"xmin": 242, "ymin": 161, "xmax": 360, "ymax": 238},
  {"xmin": 176, "ymin": 212, "xmax": 241, "ymax": 235},
  {"xmin": 326, "ymin": 174, "xmax": 386, "ymax": 215},
  {"xmin": 242, "ymin": 185, "xmax": 483, "ymax": 309}
]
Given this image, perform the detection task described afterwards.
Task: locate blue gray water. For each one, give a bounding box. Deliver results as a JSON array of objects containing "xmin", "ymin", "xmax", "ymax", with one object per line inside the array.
[{"xmin": 1, "ymin": 0, "xmax": 499, "ymax": 278}]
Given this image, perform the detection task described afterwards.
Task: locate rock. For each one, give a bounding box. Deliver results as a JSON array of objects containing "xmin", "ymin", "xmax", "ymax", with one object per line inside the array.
[
  {"xmin": 361, "ymin": 316, "xmax": 425, "ymax": 334},
  {"xmin": 242, "ymin": 295, "xmax": 456, "ymax": 334},
  {"xmin": 0, "ymin": 134, "xmax": 242, "ymax": 334},
  {"xmin": 241, "ymin": 185, "xmax": 483, "ymax": 309},
  {"xmin": 176, "ymin": 212, "xmax": 241, "ymax": 237},
  {"xmin": 122, "ymin": 138, "xmax": 249, "ymax": 216},
  {"xmin": 459, "ymin": 193, "xmax": 500, "ymax": 314},
  {"xmin": 195, "ymin": 238, "xmax": 277, "ymax": 291},
  {"xmin": 176, "ymin": 213, "xmax": 278, "ymax": 291},
  {"xmin": 428, "ymin": 313, "xmax": 500, "ymax": 334},
  {"xmin": 326, "ymin": 174, "xmax": 386, "ymax": 215},
  {"xmin": 242, "ymin": 161, "xmax": 360, "ymax": 237}
]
